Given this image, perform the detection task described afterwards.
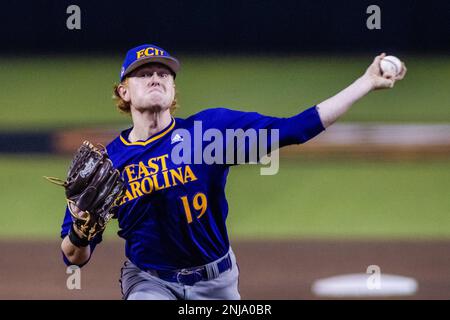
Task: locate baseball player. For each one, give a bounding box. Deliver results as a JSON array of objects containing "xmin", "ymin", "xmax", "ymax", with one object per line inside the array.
[{"xmin": 60, "ymin": 44, "xmax": 406, "ymax": 300}]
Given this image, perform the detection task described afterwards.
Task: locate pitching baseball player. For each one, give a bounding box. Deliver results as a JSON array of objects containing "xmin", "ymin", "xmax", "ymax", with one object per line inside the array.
[{"xmin": 60, "ymin": 44, "xmax": 406, "ymax": 300}]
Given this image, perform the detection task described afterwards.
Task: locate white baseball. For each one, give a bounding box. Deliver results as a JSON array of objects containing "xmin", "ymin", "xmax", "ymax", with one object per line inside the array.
[{"xmin": 380, "ymin": 55, "xmax": 402, "ymax": 77}]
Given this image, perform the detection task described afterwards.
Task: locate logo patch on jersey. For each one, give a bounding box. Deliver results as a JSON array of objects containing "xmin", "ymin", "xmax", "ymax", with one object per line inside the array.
[{"xmin": 171, "ymin": 134, "xmax": 184, "ymax": 144}]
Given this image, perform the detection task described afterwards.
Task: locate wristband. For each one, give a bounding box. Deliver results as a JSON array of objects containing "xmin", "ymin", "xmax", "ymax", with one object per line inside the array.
[{"xmin": 68, "ymin": 223, "xmax": 90, "ymax": 248}]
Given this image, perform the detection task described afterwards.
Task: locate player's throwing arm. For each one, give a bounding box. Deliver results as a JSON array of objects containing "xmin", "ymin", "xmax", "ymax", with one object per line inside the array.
[{"xmin": 316, "ymin": 53, "xmax": 406, "ymax": 128}]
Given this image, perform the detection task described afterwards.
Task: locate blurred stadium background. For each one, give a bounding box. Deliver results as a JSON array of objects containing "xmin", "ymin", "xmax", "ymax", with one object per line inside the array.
[{"xmin": 0, "ymin": 0, "xmax": 449, "ymax": 299}]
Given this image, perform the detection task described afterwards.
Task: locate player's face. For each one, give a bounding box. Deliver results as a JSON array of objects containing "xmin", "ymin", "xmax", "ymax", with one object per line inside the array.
[{"xmin": 126, "ymin": 64, "xmax": 175, "ymax": 112}]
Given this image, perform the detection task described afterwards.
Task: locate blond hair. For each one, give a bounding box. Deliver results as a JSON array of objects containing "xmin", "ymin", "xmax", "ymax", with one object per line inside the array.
[{"xmin": 113, "ymin": 78, "xmax": 179, "ymax": 115}]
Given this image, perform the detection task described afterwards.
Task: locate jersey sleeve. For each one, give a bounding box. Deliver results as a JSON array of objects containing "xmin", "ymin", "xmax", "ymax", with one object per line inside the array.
[
  {"xmin": 60, "ymin": 206, "xmax": 103, "ymax": 267},
  {"xmin": 202, "ymin": 105, "xmax": 324, "ymax": 144},
  {"xmin": 195, "ymin": 105, "xmax": 325, "ymax": 164}
]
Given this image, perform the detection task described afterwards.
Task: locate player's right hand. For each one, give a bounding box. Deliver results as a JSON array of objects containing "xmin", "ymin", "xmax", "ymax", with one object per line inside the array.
[{"xmin": 363, "ymin": 53, "xmax": 407, "ymax": 90}]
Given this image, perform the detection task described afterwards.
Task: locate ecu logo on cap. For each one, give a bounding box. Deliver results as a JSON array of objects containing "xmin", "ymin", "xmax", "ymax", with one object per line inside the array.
[{"xmin": 136, "ymin": 47, "xmax": 165, "ymax": 59}]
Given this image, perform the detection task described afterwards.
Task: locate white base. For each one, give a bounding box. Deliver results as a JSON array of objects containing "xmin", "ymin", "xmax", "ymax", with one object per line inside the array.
[{"xmin": 311, "ymin": 273, "xmax": 418, "ymax": 297}]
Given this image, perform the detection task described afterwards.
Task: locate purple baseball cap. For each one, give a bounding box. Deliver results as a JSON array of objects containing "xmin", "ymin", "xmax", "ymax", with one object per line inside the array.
[{"xmin": 120, "ymin": 44, "xmax": 180, "ymax": 81}]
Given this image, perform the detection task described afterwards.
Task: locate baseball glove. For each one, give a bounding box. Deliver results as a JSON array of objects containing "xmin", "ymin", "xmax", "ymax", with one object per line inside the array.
[{"xmin": 46, "ymin": 141, "xmax": 125, "ymax": 242}]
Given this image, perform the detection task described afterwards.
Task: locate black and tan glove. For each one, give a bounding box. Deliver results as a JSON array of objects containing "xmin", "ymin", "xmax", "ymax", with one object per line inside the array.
[{"xmin": 46, "ymin": 141, "xmax": 125, "ymax": 245}]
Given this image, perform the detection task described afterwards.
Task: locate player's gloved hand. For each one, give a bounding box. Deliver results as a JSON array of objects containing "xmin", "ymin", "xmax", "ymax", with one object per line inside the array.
[
  {"xmin": 45, "ymin": 141, "xmax": 126, "ymax": 243},
  {"xmin": 363, "ymin": 53, "xmax": 407, "ymax": 90}
]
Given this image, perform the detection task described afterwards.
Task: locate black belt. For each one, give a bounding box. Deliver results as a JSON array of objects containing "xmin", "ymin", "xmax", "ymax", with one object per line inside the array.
[{"xmin": 146, "ymin": 253, "xmax": 232, "ymax": 286}]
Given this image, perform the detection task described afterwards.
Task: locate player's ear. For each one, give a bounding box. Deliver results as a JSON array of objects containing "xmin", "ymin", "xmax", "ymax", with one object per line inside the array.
[{"xmin": 117, "ymin": 82, "xmax": 131, "ymax": 102}]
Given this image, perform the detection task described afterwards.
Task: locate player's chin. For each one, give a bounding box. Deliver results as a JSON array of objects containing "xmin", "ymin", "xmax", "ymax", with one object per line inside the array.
[
  {"xmin": 138, "ymin": 98, "xmax": 171, "ymax": 113},
  {"xmin": 149, "ymin": 93, "xmax": 172, "ymax": 106}
]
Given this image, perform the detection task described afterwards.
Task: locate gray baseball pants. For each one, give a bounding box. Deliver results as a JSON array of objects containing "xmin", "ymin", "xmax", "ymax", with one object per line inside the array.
[{"xmin": 120, "ymin": 247, "xmax": 240, "ymax": 300}]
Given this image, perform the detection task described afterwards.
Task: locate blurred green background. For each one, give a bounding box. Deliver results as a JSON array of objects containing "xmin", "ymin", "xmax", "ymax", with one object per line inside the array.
[
  {"xmin": 0, "ymin": 55, "xmax": 449, "ymax": 240},
  {"xmin": 1, "ymin": 55, "xmax": 450, "ymax": 130}
]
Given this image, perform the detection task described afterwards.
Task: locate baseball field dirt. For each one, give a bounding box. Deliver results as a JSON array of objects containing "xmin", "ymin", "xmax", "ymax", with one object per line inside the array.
[{"xmin": 1, "ymin": 239, "xmax": 449, "ymax": 299}]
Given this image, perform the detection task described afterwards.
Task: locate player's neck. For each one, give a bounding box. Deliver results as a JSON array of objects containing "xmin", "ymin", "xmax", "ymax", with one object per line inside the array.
[{"xmin": 129, "ymin": 108, "xmax": 172, "ymax": 142}]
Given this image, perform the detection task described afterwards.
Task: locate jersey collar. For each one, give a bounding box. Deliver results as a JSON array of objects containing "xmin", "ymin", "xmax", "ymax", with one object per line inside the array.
[{"xmin": 120, "ymin": 117, "xmax": 176, "ymax": 147}]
